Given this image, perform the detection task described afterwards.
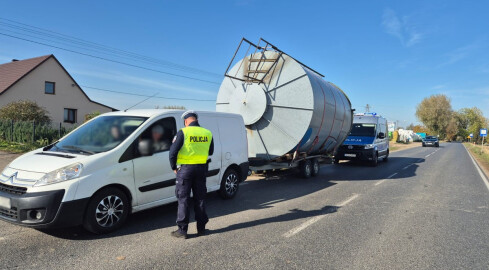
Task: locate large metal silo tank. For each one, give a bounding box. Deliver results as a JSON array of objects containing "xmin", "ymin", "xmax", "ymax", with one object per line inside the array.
[{"xmin": 216, "ymin": 38, "xmax": 353, "ymax": 160}]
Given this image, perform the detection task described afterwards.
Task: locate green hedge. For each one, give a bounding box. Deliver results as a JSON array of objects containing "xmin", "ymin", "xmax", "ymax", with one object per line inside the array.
[{"xmin": 0, "ymin": 120, "xmax": 76, "ymax": 146}]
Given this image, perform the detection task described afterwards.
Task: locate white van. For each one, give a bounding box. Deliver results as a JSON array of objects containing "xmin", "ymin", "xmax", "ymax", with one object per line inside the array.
[{"xmin": 0, "ymin": 110, "xmax": 249, "ymax": 234}]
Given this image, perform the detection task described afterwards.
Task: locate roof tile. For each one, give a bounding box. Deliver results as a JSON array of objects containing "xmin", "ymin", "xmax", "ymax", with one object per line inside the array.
[{"xmin": 0, "ymin": 55, "xmax": 52, "ymax": 93}]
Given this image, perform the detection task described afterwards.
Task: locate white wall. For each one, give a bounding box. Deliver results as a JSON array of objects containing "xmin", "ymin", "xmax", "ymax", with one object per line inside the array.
[{"xmin": 0, "ymin": 57, "xmax": 112, "ymax": 126}]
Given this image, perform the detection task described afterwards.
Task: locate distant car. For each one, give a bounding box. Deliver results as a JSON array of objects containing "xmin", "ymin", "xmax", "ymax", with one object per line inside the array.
[{"xmin": 422, "ymin": 136, "xmax": 439, "ymax": 147}]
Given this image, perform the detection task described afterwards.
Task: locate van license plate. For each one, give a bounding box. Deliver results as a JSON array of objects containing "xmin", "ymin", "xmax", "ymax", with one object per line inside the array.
[
  {"xmin": 0, "ymin": 196, "xmax": 11, "ymax": 209},
  {"xmin": 345, "ymin": 153, "xmax": 356, "ymax": 157}
]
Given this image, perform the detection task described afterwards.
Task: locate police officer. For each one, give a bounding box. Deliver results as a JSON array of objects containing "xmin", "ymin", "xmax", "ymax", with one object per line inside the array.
[{"xmin": 169, "ymin": 110, "xmax": 214, "ymax": 239}]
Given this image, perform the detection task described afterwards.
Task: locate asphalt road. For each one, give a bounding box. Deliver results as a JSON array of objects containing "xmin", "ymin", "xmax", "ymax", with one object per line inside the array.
[{"xmin": 1, "ymin": 142, "xmax": 488, "ymax": 270}]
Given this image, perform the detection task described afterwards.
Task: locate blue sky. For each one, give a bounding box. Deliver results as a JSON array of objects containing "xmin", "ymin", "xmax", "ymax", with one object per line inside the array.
[{"xmin": 1, "ymin": 0, "xmax": 488, "ymax": 126}]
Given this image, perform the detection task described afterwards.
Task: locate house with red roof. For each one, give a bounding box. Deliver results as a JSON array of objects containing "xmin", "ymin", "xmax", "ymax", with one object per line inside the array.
[{"xmin": 0, "ymin": 55, "xmax": 114, "ymax": 125}]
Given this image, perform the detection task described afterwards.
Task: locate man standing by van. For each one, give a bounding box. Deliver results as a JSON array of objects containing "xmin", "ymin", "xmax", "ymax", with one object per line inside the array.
[{"xmin": 169, "ymin": 111, "xmax": 214, "ymax": 239}]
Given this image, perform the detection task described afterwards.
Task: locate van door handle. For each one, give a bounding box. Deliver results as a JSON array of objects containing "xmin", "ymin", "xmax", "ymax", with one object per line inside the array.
[{"xmin": 207, "ymin": 158, "xmax": 212, "ymax": 164}]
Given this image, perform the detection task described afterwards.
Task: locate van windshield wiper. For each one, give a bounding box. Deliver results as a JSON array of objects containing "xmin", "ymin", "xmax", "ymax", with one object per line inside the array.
[{"xmin": 61, "ymin": 145, "xmax": 96, "ymax": 155}]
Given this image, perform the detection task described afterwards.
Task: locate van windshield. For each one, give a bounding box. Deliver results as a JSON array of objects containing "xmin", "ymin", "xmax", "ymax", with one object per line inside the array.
[
  {"xmin": 349, "ymin": 123, "xmax": 376, "ymax": 137},
  {"xmin": 48, "ymin": 116, "xmax": 147, "ymax": 155}
]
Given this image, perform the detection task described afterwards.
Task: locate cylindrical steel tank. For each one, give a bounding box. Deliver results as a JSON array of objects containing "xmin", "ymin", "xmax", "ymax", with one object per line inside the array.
[{"xmin": 216, "ymin": 51, "xmax": 353, "ymax": 160}]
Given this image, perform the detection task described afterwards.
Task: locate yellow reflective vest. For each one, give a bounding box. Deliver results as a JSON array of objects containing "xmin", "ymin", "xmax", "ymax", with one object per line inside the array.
[{"xmin": 176, "ymin": 126, "xmax": 213, "ymax": 165}]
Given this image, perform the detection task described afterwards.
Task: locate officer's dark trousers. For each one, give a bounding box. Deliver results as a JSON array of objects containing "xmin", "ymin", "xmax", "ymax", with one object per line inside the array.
[{"xmin": 175, "ymin": 164, "xmax": 209, "ymax": 234}]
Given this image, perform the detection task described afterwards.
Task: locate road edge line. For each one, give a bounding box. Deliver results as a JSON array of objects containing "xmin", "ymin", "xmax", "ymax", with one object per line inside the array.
[{"xmin": 463, "ymin": 144, "xmax": 489, "ymax": 192}]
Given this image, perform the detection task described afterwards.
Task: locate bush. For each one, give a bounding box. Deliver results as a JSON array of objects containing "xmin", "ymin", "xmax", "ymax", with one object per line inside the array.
[
  {"xmin": 0, "ymin": 119, "xmax": 76, "ymax": 144},
  {"xmin": 0, "ymin": 100, "xmax": 51, "ymax": 123}
]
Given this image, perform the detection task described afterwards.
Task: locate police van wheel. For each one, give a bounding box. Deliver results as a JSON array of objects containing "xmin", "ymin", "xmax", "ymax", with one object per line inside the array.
[
  {"xmin": 311, "ymin": 159, "xmax": 320, "ymax": 176},
  {"xmin": 219, "ymin": 168, "xmax": 240, "ymax": 199},
  {"xmin": 384, "ymin": 151, "xmax": 389, "ymax": 162},
  {"xmin": 300, "ymin": 160, "xmax": 312, "ymax": 178},
  {"xmin": 83, "ymin": 187, "xmax": 130, "ymax": 234},
  {"xmin": 370, "ymin": 153, "xmax": 378, "ymax": 167}
]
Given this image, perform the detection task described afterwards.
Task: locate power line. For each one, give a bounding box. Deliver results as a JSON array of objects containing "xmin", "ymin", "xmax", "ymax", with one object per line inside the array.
[
  {"xmin": 0, "ymin": 32, "xmax": 221, "ymax": 85},
  {"xmin": 81, "ymin": 85, "xmax": 216, "ymax": 102},
  {"xmin": 0, "ymin": 18, "xmax": 221, "ymax": 78}
]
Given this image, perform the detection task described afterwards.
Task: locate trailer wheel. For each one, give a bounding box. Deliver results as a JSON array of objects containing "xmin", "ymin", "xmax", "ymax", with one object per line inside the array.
[
  {"xmin": 300, "ymin": 160, "xmax": 312, "ymax": 178},
  {"xmin": 311, "ymin": 159, "xmax": 320, "ymax": 176},
  {"xmin": 219, "ymin": 168, "xmax": 240, "ymax": 199}
]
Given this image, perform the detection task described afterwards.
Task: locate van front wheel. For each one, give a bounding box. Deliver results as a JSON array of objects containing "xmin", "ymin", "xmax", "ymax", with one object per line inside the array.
[
  {"xmin": 219, "ymin": 168, "xmax": 240, "ymax": 199},
  {"xmin": 83, "ymin": 187, "xmax": 130, "ymax": 234}
]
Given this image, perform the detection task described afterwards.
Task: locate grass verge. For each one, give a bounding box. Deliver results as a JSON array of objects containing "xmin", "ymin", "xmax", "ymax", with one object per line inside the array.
[
  {"xmin": 0, "ymin": 140, "xmax": 39, "ymax": 153},
  {"xmin": 463, "ymin": 142, "xmax": 489, "ymax": 176}
]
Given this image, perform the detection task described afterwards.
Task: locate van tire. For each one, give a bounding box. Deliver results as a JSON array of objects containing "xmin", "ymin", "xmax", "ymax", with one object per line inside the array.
[
  {"xmin": 384, "ymin": 150, "xmax": 389, "ymax": 162},
  {"xmin": 370, "ymin": 153, "xmax": 378, "ymax": 167},
  {"xmin": 311, "ymin": 159, "xmax": 320, "ymax": 176},
  {"xmin": 219, "ymin": 168, "xmax": 240, "ymax": 199},
  {"xmin": 83, "ymin": 187, "xmax": 130, "ymax": 234},
  {"xmin": 300, "ymin": 160, "xmax": 312, "ymax": 178}
]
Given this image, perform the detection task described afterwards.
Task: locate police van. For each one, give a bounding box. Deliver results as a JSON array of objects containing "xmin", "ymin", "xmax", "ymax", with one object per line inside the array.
[
  {"xmin": 0, "ymin": 110, "xmax": 248, "ymax": 234},
  {"xmin": 334, "ymin": 113, "xmax": 389, "ymax": 166}
]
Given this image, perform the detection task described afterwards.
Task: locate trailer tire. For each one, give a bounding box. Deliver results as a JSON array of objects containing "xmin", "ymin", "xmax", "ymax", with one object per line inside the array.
[
  {"xmin": 300, "ymin": 160, "xmax": 312, "ymax": 178},
  {"xmin": 311, "ymin": 159, "xmax": 320, "ymax": 176}
]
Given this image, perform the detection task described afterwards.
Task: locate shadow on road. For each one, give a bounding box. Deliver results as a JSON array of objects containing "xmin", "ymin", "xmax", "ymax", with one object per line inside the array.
[
  {"xmin": 39, "ymin": 172, "xmax": 337, "ymax": 240},
  {"xmin": 324, "ymin": 157, "xmax": 425, "ymax": 181}
]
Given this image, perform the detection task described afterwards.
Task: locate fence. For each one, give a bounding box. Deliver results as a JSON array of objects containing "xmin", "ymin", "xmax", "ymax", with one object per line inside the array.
[{"xmin": 0, "ymin": 120, "xmax": 77, "ymax": 145}]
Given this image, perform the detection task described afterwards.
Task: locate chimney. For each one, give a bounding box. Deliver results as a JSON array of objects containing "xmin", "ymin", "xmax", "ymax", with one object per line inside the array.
[{"xmin": 11, "ymin": 59, "xmax": 19, "ymax": 62}]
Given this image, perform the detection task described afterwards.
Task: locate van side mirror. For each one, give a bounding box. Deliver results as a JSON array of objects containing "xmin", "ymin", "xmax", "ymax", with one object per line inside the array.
[
  {"xmin": 378, "ymin": 132, "xmax": 385, "ymax": 139},
  {"xmin": 138, "ymin": 139, "xmax": 154, "ymax": 157}
]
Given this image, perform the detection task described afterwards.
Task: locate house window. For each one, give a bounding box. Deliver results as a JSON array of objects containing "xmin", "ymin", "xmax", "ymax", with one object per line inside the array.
[
  {"xmin": 45, "ymin": 81, "xmax": 55, "ymax": 94},
  {"xmin": 64, "ymin": 108, "xmax": 77, "ymax": 123}
]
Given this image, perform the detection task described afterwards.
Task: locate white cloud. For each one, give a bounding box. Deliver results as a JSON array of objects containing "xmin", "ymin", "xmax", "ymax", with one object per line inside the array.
[
  {"xmin": 431, "ymin": 84, "xmax": 445, "ymax": 90},
  {"xmin": 437, "ymin": 42, "xmax": 481, "ymax": 68},
  {"xmin": 382, "ymin": 8, "xmax": 423, "ymax": 47}
]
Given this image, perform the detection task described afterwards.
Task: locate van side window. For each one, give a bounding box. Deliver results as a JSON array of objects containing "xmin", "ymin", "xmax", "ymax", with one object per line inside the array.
[{"xmin": 139, "ymin": 117, "xmax": 177, "ymax": 153}]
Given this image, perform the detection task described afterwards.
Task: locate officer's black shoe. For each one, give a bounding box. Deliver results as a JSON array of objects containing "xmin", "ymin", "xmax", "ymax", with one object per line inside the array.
[
  {"xmin": 171, "ymin": 230, "xmax": 187, "ymax": 239},
  {"xmin": 197, "ymin": 229, "xmax": 209, "ymax": 236}
]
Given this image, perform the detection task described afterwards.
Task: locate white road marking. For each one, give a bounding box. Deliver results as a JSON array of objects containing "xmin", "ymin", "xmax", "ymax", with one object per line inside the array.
[
  {"xmin": 402, "ymin": 164, "xmax": 413, "ymax": 170},
  {"xmin": 464, "ymin": 145, "xmax": 489, "ymax": 192},
  {"xmin": 283, "ymin": 194, "xmax": 359, "ymax": 238},
  {"xmin": 375, "ymin": 179, "xmax": 386, "ymax": 186},
  {"xmin": 386, "ymin": 173, "xmax": 398, "ymax": 179},
  {"xmin": 337, "ymin": 194, "xmax": 359, "ymax": 207}
]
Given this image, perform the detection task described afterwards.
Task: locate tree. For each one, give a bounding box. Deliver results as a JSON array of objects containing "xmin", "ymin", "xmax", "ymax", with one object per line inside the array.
[
  {"xmin": 0, "ymin": 100, "xmax": 51, "ymax": 123},
  {"xmin": 155, "ymin": 105, "xmax": 186, "ymax": 110},
  {"xmin": 406, "ymin": 123, "xmax": 415, "ymax": 130},
  {"xmin": 445, "ymin": 115, "xmax": 459, "ymax": 141},
  {"xmin": 412, "ymin": 125, "xmax": 430, "ymax": 134},
  {"xmin": 415, "ymin": 94, "xmax": 452, "ymax": 138},
  {"xmin": 457, "ymin": 107, "xmax": 488, "ymax": 142},
  {"xmin": 85, "ymin": 111, "xmax": 101, "ymax": 122}
]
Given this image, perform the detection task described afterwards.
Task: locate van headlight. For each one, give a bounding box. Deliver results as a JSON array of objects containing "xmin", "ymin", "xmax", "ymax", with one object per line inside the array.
[
  {"xmin": 34, "ymin": 163, "xmax": 83, "ymax": 186},
  {"xmin": 364, "ymin": 144, "xmax": 375, "ymax": 149}
]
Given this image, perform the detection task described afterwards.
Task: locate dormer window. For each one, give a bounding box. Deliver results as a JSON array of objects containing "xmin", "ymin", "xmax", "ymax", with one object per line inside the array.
[{"xmin": 45, "ymin": 81, "xmax": 55, "ymax": 94}]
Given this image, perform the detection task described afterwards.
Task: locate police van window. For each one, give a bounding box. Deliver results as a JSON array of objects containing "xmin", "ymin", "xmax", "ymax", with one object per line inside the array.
[
  {"xmin": 349, "ymin": 123, "xmax": 376, "ymax": 137},
  {"xmin": 139, "ymin": 117, "xmax": 177, "ymax": 153}
]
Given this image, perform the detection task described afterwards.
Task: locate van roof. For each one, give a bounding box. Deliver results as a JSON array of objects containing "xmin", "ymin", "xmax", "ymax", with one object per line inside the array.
[
  {"xmin": 353, "ymin": 114, "xmax": 387, "ymax": 124},
  {"xmin": 103, "ymin": 109, "xmax": 240, "ymax": 119}
]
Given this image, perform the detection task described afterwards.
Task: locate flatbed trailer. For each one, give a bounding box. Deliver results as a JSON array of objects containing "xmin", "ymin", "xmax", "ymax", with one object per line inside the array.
[{"xmin": 248, "ymin": 154, "xmax": 332, "ymax": 178}]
